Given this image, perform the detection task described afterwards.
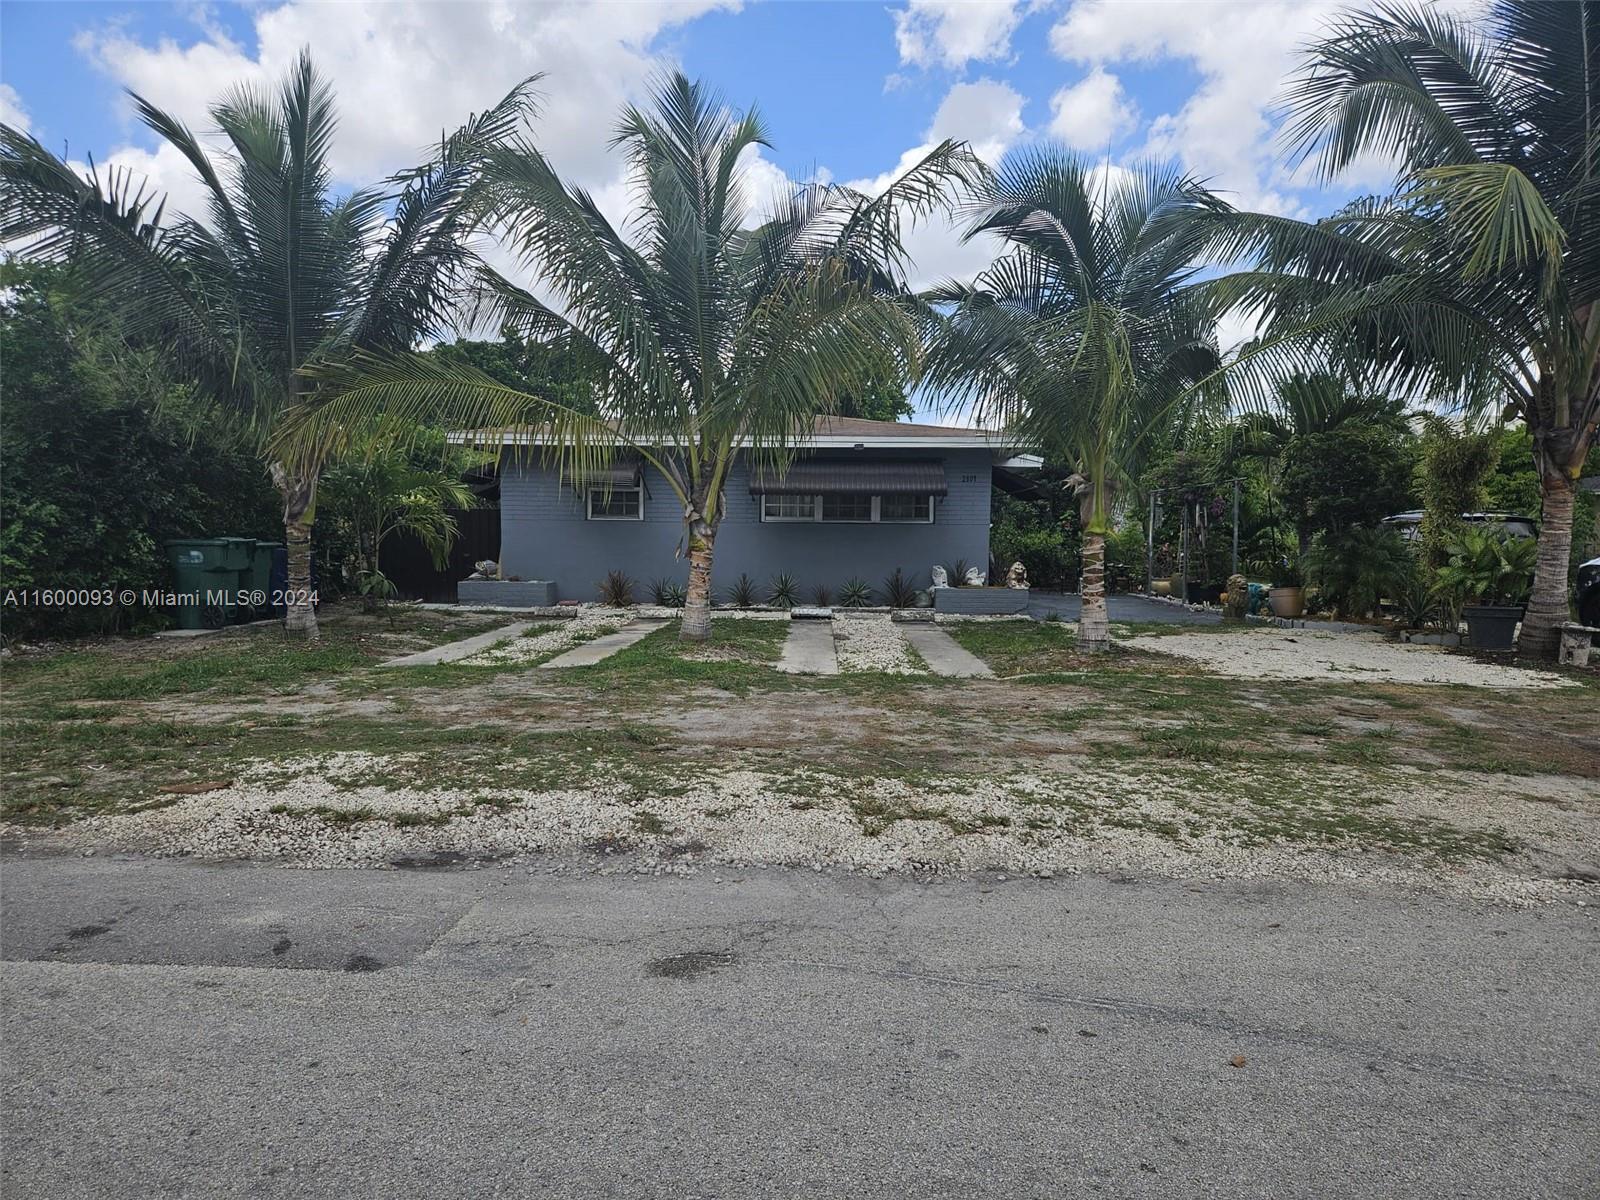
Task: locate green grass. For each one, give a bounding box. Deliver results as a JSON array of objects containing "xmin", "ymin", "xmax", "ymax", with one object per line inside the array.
[{"xmin": 942, "ymin": 620, "xmax": 1079, "ymax": 675}]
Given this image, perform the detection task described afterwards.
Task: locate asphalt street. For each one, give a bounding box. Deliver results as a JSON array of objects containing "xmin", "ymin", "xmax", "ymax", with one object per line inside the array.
[{"xmin": 2, "ymin": 855, "xmax": 1596, "ymax": 1198}]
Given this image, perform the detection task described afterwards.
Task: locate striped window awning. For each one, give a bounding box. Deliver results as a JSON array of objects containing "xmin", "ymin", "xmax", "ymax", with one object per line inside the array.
[
  {"xmin": 568, "ymin": 458, "xmax": 642, "ymax": 489},
  {"xmin": 748, "ymin": 459, "xmax": 948, "ymax": 497}
]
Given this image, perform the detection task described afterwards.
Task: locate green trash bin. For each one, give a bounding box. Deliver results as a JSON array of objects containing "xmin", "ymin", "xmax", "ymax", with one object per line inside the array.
[
  {"xmin": 248, "ymin": 542, "xmax": 284, "ymax": 617},
  {"xmin": 214, "ymin": 538, "xmax": 257, "ymax": 623},
  {"xmin": 164, "ymin": 539, "xmax": 228, "ymax": 629}
]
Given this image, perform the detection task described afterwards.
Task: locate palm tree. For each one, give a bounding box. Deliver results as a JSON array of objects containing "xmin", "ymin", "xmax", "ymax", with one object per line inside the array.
[
  {"xmin": 0, "ymin": 52, "xmax": 536, "ymax": 637},
  {"xmin": 922, "ymin": 152, "xmax": 1223, "ymax": 652},
  {"xmin": 280, "ymin": 73, "xmax": 981, "ymax": 641},
  {"xmin": 1202, "ymin": 0, "xmax": 1599, "ymax": 658}
]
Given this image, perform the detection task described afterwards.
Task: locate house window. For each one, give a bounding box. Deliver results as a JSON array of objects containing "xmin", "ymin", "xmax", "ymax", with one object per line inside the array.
[
  {"xmin": 879, "ymin": 493, "xmax": 933, "ymax": 523},
  {"xmin": 761, "ymin": 493, "xmax": 938, "ymax": 524},
  {"xmin": 821, "ymin": 494, "xmax": 873, "ymax": 522},
  {"xmin": 587, "ymin": 486, "xmax": 643, "ymax": 520},
  {"xmin": 762, "ymin": 494, "xmax": 818, "ymax": 521}
]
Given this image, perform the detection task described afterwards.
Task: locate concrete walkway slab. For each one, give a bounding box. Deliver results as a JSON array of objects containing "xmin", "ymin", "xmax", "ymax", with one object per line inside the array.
[
  {"xmin": 901, "ymin": 624, "xmax": 994, "ymax": 678},
  {"xmin": 538, "ymin": 619, "xmax": 670, "ymax": 669},
  {"xmin": 380, "ymin": 622, "xmax": 535, "ymax": 667},
  {"xmin": 777, "ymin": 619, "xmax": 839, "ymax": 675}
]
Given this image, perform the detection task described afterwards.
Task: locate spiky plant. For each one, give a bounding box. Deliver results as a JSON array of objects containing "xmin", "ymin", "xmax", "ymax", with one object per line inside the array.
[
  {"xmin": 810, "ymin": 583, "xmax": 834, "ymax": 607},
  {"xmin": 725, "ymin": 572, "xmax": 760, "ymax": 608},
  {"xmin": 948, "ymin": 559, "xmax": 970, "ymax": 587},
  {"xmin": 599, "ymin": 570, "xmax": 636, "ymax": 607},
  {"xmin": 838, "ymin": 577, "xmax": 872, "ymax": 608},
  {"xmin": 768, "ymin": 573, "xmax": 800, "ymax": 609},
  {"xmin": 881, "ymin": 567, "xmax": 919, "ymax": 609}
]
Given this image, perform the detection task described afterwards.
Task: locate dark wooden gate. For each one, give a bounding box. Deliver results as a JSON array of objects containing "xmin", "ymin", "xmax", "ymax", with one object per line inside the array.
[{"xmin": 379, "ymin": 506, "xmax": 500, "ymax": 602}]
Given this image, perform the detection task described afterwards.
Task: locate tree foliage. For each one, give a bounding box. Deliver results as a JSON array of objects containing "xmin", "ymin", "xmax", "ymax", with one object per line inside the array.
[{"xmin": 0, "ymin": 266, "xmax": 278, "ymax": 639}]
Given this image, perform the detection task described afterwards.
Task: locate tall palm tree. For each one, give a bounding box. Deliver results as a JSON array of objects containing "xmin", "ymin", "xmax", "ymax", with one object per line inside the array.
[
  {"xmin": 282, "ymin": 73, "xmax": 981, "ymax": 641},
  {"xmin": 922, "ymin": 152, "xmax": 1223, "ymax": 652},
  {"xmin": 1203, "ymin": 0, "xmax": 1599, "ymax": 658},
  {"xmin": 0, "ymin": 52, "xmax": 536, "ymax": 637}
]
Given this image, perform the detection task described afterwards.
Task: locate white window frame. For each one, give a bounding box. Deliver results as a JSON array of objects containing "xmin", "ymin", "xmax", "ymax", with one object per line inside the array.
[
  {"xmin": 586, "ymin": 485, "xmax": 644, "ymax": 521},
  {"xmin": 760, "ymin": 494, "xmax": 938, "ymax": 524},
  {"xmin": 760, "ymin": 493, "xmax": 820, "ymax": 522},
  {"xmin": 877, "ymin": 493, "xmax": 936, "ymax": 524}
]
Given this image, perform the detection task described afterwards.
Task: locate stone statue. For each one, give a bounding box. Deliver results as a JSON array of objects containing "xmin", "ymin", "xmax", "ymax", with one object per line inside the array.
[
  {"xmin": 469, "ymin": 559, "xmax": 500, "ymax": 580},
  {"xmin": 930, "ymin": 564, "xmax": 950, "ymax": 588},
  {"xmin": 963, "ymin": 567, "xmax": 987, "ymax": 587},
  {"xmin": 1006, "ymin": 561, "xmax": 1029, "ymax": 590},
  {"xmin": 1223, "ymin": 572, "xmax": 1248, "ymax": 622}
]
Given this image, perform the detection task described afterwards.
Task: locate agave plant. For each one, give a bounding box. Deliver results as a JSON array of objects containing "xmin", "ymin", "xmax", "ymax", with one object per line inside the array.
[
  {"xmin": 648, "ymin": 577, "xmax": 687, "ymax": 607},
  {"xmin": 599, "ymin": 570, "xmax": 636, "ymax": 607},
  {"xmin": 881, "ymin": 567, "xmax": 919, "ymax": 609},
  {"xmin": 1394, "ymin": 568, "xmax": 1440, "ymax": 631},
  {"xmin": 725, "ymin": 572, "xmax": 760, "ymax": 608},
  {"xmin": 838, "ymin": 577, "xmax": 872, "ymax": 608},
  {"xmin": 768, "ymin": 574, "xmax": 800, "ymax": 609}
]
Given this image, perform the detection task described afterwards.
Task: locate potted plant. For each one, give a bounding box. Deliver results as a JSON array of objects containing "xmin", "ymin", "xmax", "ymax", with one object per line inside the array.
[
  {"xmin": 1150, "ymin": 543, "xmax": 1176, "ymax": 596},
  {"xmin": 1268, "ymin": 555, "xmax": 1305, "ymax": 618},
  {"xmin": 1435, "ymin": 530, "xmax": 1537, "ymax": 651}
]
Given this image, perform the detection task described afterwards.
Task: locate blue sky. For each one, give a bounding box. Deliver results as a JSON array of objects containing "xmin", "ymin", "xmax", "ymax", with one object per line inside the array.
[{"xmin": 0, "ymin": 0, "xmax": 1428, "ymax": 415}]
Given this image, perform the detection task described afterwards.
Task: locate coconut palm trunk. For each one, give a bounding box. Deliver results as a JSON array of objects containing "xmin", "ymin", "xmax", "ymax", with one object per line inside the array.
[
  {"xmin": 272, "ymin": 466, "xmax": 320, "ymax": 637},
  {"xmin": 682, "ymin": 495, "xmax": 720, "ymax": 642},
  {"xmin": 1523, "ymin": 436, "xmax": 1589, "ymax": 656},
  {"xmin": 1078, "ymin": 525, "xmax": 1111, "ymax": 652}
]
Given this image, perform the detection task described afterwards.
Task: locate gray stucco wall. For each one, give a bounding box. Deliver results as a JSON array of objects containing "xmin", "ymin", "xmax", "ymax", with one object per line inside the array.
[{"xmin": 498, "ymin": 449, "xmax": 995, "ymax": 603}]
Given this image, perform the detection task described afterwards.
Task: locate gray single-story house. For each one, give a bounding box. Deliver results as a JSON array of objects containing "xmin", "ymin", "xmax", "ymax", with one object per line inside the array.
[{"xmin": 482, "ymin": 417, "xmax": 1033, "ymax": 603}]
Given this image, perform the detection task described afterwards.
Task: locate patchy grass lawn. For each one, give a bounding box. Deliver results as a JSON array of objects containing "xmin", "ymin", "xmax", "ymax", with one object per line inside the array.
[{"xmin": 3, "ymin": 604, "xmax": 1596, "ymax": 900}]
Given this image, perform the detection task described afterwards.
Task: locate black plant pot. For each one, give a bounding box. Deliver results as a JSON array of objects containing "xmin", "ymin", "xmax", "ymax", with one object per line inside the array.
[{"xmin": 1463, "ymin": 604, "xmax": 1522, "ymax": 652}]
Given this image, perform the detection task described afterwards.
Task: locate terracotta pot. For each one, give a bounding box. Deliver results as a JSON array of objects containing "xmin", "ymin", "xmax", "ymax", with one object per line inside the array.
[
  {"xmin": 1152, "ymin": 578, "xmax": 1173, "ymax": 597},
  {"xmin": 1268, "ymin": 586, "xmax": 1305, "ymax": 618}
]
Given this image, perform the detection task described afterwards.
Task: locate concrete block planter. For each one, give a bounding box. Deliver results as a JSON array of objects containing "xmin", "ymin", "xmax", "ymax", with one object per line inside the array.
[
  {"xmin": 458, "ymin": 579, "xmax": 557, "ymax": 608},
  {"xmin": 1399, "ymin": 630, "xmax": 1462, "ymax": 646},
  {"xmin": 934, "ymin": 587, "xmax": 1030, "ymax": 615}
]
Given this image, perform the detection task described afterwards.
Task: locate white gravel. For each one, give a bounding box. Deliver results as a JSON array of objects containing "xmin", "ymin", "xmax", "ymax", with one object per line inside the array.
[
  {"xmin": 467, "ymin": 608, "xmax": 633, "ymax": 665},
  {"xmin": 21, "ymin": 751, "xmax": 1595, "ymax": 907},
  {"xmin": 1130, "ymin": 628, "xmax": 1578, "ymax": 689},
  {"xmin": 832, "ymin": 613, "xmax": 926, "ymax": 674}
]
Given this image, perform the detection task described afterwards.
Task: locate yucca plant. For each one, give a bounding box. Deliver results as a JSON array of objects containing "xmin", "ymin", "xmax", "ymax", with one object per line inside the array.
[
  {"xmin": 948, "ymin": 559, "xmax": 970, "ymax": 587},
  {"xmin": 881, "ymin": 567, "xmax": 919, "ymax": 609},
  {"xmin": 725, "ymin": 573, "xmax": 760, "ymax": 608},
  {"xmin": 768, "ymin": 574, "xmax": 800, "ymax": 609},
  {"xmin": 599, "ymin": 570, "xmax": 635, "ymax": 607},
  {"xmin": 838, "ymin": 577, "xmax": 872, "ymax": 608},
  {"xmin": 0, "ymin": 53, "xmax": 536, "ymax": 637},
  {"xmin": 648, "ymin": 577, "xmax": 686, "ymax": 607},
  {"xmin": 1394, "ymin": 568, "xmax": 1440, "ymax": 631},
  {"xmin": 810, "ymin": 583, "xmax": 834, "ymax": 607}
]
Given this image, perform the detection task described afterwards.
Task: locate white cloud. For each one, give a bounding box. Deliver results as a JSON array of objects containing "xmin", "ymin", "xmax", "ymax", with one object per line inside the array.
[
  {"xmin": 846, "ymin": 79, "xmax": 1027, "ymax": 291},
  {"xmin": 1047, "ymin": 67, "xmax": 1136, "ymax": 151},
  {"xmin": 894, "ymin": 0, "xmax": 1022, "ymax": 70},
  {"xmin": 927, "ymin": 78, "xmax": 1025, "ymax": 164},
  {"xmin": 1, "ymin": 83, "xmax": 32, "ymax": 133},
  {"xmin": 1047, "ymin": 0, "xmax": 1477, "ymax": 213},
  {"xmin": 69, "ymin": 141, "xmax": 215, "ymax": 231},
  {"xmin": 73, "ymin": 0, "xmax": 739, "ymax": 203}
]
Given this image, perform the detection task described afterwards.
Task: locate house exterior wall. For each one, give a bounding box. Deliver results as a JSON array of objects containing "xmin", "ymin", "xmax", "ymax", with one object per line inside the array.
[{"xmin": 498, "ymin": 448, "xmax": 995, "ymax": 603}]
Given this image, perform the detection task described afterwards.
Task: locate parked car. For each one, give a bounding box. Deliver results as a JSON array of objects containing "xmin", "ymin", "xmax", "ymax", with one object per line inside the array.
[
  {"xmin": 1578, "ymin": 556, "xmax": 1600, "ymax": 626},
  {"xmin": 1380, "ymin": 511, "xmax": 1538, "ymax": 543}
]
